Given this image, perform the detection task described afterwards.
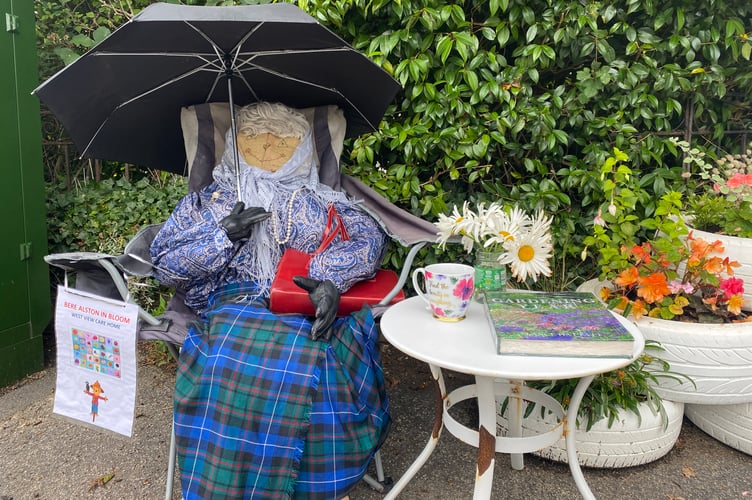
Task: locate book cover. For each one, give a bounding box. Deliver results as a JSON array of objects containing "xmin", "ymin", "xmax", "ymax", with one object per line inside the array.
[{"xmin": 481, "ymin": 291, "xmax": 634, "ymax": 358}]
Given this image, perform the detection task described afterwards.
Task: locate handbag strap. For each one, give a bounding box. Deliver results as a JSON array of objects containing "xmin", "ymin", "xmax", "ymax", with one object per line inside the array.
[{"xmin": 312, "ymin": 204, "xmax": 350, "ymax": 256}]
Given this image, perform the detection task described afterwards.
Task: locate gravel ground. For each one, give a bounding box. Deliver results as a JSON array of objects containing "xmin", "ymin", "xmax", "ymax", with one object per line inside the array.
[{"xmin": 1, "ymin": 340, "xmax": 751, "ymax": 499}]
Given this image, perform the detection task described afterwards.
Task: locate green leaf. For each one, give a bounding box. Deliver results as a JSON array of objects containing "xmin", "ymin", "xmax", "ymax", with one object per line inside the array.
[
  {"xmin": 92, "ymin": 27, "xmax": 110, "ymax": 44},
  {"xmin": 53, "ymin": 47, "xmax": 81, "ymax": 66},
  {"xmin": 742, "ymin": 42, "xmax": 752, "ymax": 60},
  {"xmin": 436, "ymin": 35, "xmax": 453, "ymax": 64},
  {"xmin": 71, "ymin": 33, "xmax": 94, "ymax": 48},
  {"xmin": 464, "ymin": 70, "xmax": 479, "ymax": 90},
  {"xmin": 725, "ymin": 18, "xmax": 744, "ymax": 38},
  {"xmin": 526, "ymin": 25, "xmax": 538, "ymax": 43}
]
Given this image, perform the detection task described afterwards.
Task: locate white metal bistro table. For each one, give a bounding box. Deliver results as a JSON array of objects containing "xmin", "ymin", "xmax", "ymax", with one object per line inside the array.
[{"xmin": 380, "ymin": 296, "xmax": 644, "ymax": 499}]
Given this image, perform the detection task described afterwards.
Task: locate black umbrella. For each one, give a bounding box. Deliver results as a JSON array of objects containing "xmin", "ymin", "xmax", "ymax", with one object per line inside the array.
[{"xmin": 34, "ymin": 2, "xmax": 401, "ymax": 175}]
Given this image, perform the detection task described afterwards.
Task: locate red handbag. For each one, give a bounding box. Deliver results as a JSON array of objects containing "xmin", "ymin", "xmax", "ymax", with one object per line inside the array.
[{"xmin": 269, "ymin": 205, "xmax": 405, "ymax": 316}]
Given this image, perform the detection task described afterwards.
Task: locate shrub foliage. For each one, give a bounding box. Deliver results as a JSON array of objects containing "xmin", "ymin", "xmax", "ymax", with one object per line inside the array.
[{"xmin": 38, "ymin": 0, "xmax": 752, "ymax": 291}]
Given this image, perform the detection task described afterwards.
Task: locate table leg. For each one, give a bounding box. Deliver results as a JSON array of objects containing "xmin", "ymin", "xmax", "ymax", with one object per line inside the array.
[
  {"xmin": 473, "ymin": 376, "xmax": 496, "ymax": 499},
  {"xmin": 384, "ymin": 364, "xmax": 446, "ymax": 499},
  {"xmin": 566, "ymin": 375, "xmax": 596, "ymax": 500},
  {"xmin": 507, "ymin": 380, "xmax": 524, "ymax": 470}
]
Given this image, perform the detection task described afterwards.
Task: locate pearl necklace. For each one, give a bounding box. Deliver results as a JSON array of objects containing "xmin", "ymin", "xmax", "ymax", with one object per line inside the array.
[{"xmin": 271, "ymin": 188, "xmax": 302, "ymax": 245}]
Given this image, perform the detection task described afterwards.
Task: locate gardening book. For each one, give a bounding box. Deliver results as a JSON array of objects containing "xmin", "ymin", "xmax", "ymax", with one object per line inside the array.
[{"xmin": 481, "ymin": 291, "xmax": 634, "ymax": 358}]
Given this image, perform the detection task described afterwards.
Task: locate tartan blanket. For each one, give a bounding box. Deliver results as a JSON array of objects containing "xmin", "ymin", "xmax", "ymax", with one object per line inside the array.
[{"xmin": 174, "ymin": 283, "xmax": 390, "ymax": 499}]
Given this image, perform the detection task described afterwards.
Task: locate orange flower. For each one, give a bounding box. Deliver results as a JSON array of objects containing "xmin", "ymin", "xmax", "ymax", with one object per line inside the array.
[
  {"xmin": 630, "ymin": 243, "xmax": 652, "ymax": 264},
  {"xmin": 703, "ymin": 295, "xmax": 719, "ymax": 310},
  {"xmin": 707, "ymin": 239, "xmax": 725, "ymax": 254},
  {"xmin": 614, "ymin": 266, "xmax": 639, "ymax": 287},
  {"xmin": 690, "ymin": 235, "xmax": 724, "ymax": 259},
  {"xmin": 727, "ymin": 294, "xmax": 744, "ymax": 315},
  {"xmin": 655, "ymin": 252, "xmax": 672, "ymax": 268},
  {"xmin": 636, "ymin": 273, "xmax": 670, "ymax": 304},
  {"xmin": 629, "ymin": 299, "xmax": 648, "ymax": 319},
  {"xmin": 703, "ymin": 256, "xmax": 725, "ymax": 275},
  {"xmin": 722, "ymin": 257, "xmax": 741, "ymax": 275}
]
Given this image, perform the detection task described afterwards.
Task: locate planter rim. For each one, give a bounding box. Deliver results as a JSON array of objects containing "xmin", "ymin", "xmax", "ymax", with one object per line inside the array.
[
  {"xmin": 635, "ymin": 315, "xmax": 751, "ymax": 332},
  {"xmin": 685, "ymin": 221, "xmax": 751, "ymax": 243}
]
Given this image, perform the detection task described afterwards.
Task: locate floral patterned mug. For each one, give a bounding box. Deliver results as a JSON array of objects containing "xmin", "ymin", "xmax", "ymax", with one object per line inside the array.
[{"xmin": 412, "ymin": 263, "xmax": 475, "ymax": 321}]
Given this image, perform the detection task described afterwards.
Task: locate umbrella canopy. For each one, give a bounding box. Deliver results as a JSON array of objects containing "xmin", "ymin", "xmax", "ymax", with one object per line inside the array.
[{"xmin": 34, "ymin": 2, "xmax": 401, "ymax": 174}]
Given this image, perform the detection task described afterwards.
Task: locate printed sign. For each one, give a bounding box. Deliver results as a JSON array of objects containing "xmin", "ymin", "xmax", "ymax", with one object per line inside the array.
[{"xmin": 53, "ymin": 286, "xmax": 138, "ymax": 437}]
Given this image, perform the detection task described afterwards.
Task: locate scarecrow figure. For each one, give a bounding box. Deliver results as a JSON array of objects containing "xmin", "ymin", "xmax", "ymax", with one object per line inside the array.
[
  {"xmin": 150, "ymin": 102, "xmax": 390, "ymax": 499},
  {"xmin": 83, "ymin": 380, "xmax": 108, "ymax": 422}
]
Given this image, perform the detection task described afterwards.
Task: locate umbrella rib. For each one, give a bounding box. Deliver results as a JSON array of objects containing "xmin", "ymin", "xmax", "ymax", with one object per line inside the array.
[
  {"xmin": 184, "ymin": 20, "xmax": 234, "ymax": 69},
  {"xmin": 235, "ymin": 64, "xmax": 378, "ymax": 132},
  {"xmin": 183, "ymin": 18, "xmax": 264, "ymax": 75},
  {"xmin": 78, "ymin": 61, "xmax": 226, "ymax": 159},
  {"xmin": 90, "ymin": 51, "xmax": 228, "ymax": 103},
  {"xmin": 91, "ymin": 46, "xmax": 355, "ymax": 60}
]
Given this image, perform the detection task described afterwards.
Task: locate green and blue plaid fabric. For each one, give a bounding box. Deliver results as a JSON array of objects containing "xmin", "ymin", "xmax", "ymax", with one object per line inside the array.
[{"xmin": 174, "ymin": 283, "xmax": 389, "ymax": 499}]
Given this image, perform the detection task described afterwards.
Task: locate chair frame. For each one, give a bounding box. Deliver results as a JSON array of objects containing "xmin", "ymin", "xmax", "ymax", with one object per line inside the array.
[{"xmin": 47, "ymin": 103, "xmax": 439, "ymax": 498}]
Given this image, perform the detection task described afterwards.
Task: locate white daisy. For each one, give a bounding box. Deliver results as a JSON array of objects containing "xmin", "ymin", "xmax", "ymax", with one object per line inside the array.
[
  {"xmin": 499, "ymin": 230, "xmax": 554, "ymax": 282},
  {"xmin": 434, "ymin": 203, "xmax": 465, "ymax": 246},
  {"xmin": 434, "ymin": 202, "xmax": 480, "ymax": 251},
  {"xmin": 526, "ymin": 210, "xmax": 554, "ymax": 243},
  {"xmin": 435, "ymin": 212, "xmax": 458, "ymax": 249},
  {"xmin": 483, "ymin": 204, "xmax": 533, "ymax": 250}
]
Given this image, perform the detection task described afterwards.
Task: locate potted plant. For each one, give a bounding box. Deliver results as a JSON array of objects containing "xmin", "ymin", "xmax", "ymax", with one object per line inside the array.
[
  {"xmin": 580, "ymin": 147, "xmax": 752, "ymax": 456},
  {"xmin": 670, "ymin": 138, "xmax": 752, "ymax": 310},
  {"xmin": 496, "ymin": 340, "xmax": 687, "ymax": 468}
]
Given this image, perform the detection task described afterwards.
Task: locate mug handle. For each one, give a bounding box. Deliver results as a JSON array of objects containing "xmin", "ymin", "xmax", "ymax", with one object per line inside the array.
[{"xmin": 411, "ymin": 267, "xmax": 430, "ymax": 306}]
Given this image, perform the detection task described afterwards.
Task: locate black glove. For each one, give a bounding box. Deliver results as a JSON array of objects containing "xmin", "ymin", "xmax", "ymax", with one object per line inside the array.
[
  {"xmin": 220, "ymin": 201, "xmax": 271, "ymax": 242},
  {"xmin": 293, "ymin": 276, "xmax": 340, "ymax": 341}
]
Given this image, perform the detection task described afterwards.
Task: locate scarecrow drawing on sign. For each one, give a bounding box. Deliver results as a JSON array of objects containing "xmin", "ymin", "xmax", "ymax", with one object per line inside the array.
[{"xmin": 83, "ymin": 381, "xmax": 108, "ymax": 422}]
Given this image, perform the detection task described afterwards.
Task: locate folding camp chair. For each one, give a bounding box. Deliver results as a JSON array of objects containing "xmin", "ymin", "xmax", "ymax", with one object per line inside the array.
[{"xmin": 45, "ymin": 103, "xmax": 438, "ymax": 499}]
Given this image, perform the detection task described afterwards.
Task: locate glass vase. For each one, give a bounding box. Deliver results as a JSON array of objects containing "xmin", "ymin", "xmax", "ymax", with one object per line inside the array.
[{"xmin": 474, "ymin": 249, "xmax": 506, "ymax": 300}]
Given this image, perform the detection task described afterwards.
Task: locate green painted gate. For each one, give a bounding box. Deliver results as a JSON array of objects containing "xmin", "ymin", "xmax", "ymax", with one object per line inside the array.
[{"xmin": 0, "ymin": 0, "xmax": 51, "ymax": 386}]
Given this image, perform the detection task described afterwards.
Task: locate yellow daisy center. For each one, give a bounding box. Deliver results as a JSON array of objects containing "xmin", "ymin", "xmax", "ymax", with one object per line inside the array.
[
  {"xmin": 518, "ymin": 244, "xmax": 535, "ymax": 262},
  {"xmin": 499, "ymin": 230, "xmax": 514, "ymax": 241}
]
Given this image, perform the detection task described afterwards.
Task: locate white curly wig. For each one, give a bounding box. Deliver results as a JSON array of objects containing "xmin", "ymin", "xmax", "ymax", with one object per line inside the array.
[{"xmin": 236, "ymin": 102, "xmax": 309, "ymax": 139}]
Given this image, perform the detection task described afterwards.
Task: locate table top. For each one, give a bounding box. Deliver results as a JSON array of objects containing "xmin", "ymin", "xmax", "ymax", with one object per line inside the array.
[{"xmin": 380, "ymin": 296, "xmax": 645, "ymax": 380}]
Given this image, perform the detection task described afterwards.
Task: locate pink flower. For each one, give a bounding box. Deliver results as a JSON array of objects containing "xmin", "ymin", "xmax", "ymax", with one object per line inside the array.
[
  {"xmin": 594, "ymin": 209, "xmax": 606, "ymax": 227},
  {"xmin": 453, "ymin": 277, "xmax": 474, "ymax": 301},
  {"xmin": 727, "ymin": 173, "xmax": 745, "ymax": 189},
  {"xmin": 668, "ymin": 279, "xmax": 694, "ymax": 294},
  {"xmin": 430, "ymin": 305, "xmax": 445, "ymax": 316},
  {"xmin": 720, "ymin": 277, "xmax": 745, "ymax": 299}
]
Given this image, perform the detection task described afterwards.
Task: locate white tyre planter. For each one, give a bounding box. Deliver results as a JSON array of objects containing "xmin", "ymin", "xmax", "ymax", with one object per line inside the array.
[
  {"xmin": 685, "ymin": 403, "xmax": 752, "ymax": 456},
  {"xmin": 496, "ymin": 400, "xmax": 684, "ymax": 468},
  {"xmin": 686, "ymin": 225, "xmax": 752, "ymax": 312},
  {"xmin": 635, "ymin": 317, "xmax": 752, "ymax": 404},
  {"xmin": 578, "ymin": 279, "xmax": 752, "ymax": 405}
]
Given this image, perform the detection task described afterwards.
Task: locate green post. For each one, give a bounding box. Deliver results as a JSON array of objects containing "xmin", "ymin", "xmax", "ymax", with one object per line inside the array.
[{"xmin": 0, "ymin": 0, "xmax": 51, "ymax": 386}]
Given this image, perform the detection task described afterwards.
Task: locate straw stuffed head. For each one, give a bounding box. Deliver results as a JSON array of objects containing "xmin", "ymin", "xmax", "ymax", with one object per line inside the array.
[{"xmin": 236, "ymin": 102, "xmax": 310, "ymax": 172}]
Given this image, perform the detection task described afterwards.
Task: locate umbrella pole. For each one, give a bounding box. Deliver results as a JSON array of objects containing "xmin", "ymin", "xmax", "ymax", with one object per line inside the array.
[{"xmin": 226, "ymin": 74, "xmax": 242, "ymax": 203}]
